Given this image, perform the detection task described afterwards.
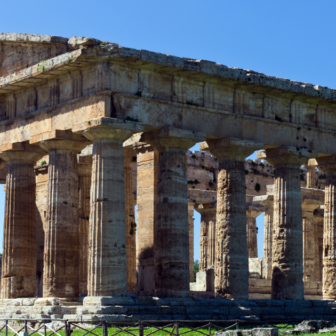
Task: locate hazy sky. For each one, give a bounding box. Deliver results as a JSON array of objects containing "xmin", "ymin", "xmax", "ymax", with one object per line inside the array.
[{"xmin": 0, "ymin": 0, "xmax": 335, "ymax": 259}]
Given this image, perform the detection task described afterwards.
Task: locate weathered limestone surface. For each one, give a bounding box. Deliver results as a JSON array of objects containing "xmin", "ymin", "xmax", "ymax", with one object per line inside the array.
[
  {"xmin": 310, "ymin": 156, "xmax": 336, "ymax": 299},
  {"xmin": 78, "ymin": 155, "xmax": 92, "ymax": 294},
  {"xmin": 39, "ymin": 137, "xmax": 88, "ymax": 299},
  {"xmin": 0, "ymin": 143, "xmax": 45, "ymax": 298},
  {"xmin": 123, "ymin": 148, "xmax": 137, "ymax": 292},
  {"xmin": 78, "ymin": 118, "xmax": 143, "ymax": 296},
  {"xmin": 134, "ymin": 144, "xmax": 157, "ymax": 294},
  {"xmin": 259, "ymin": 147, "xmax": 315, "ymax": 300},
  {"xmin": 207, "ymin": 138, "xmax": 262, "ymax": 299},
  {"xmin": 142, "ymin": 127, "xmax": 205, "ymax": 298}
]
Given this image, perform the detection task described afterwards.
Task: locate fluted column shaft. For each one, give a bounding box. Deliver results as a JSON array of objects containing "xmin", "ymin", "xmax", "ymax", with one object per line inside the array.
[
  {"xmin": 261, "ymin": 147, "xmax": 314, "ymax": 300},
  {"xmin": 135, "ymin": 145, "xmax": 157, "ymax": 293},
  {"xmin": 0, "ymin": 145, "xmax": 44, "ymax": 298},
  {"xmin": 83, "ymin": 123, "xmax": 139, "ymax": 297},
  {"xmin": 199, "ymin": 215, "xmax": 208, "ymax": 272},
  {"xmin": 188, "ymin": 203, "xmax": 195, "ymax": 282},
  {"xmin": 143, "ymin": 127, "xmax": 205, "ymax": 297},
  {"xmin": 124, "ymin": 149, "xmax": 137, "ymax": 292},
  {"xmin": 311, "ymin": 155, "xmax": 336, "ymax": 299},
  {"xmin": 40, "ymin": 139, "xmax": 85, "ymax": 298},
  {"xmin": 246, "ymin": 210, "xmax": 259, "ymax": 258},
  {"xmin": 195, "ymin": 203, "xmax": 216, "ymax": 272},
  {"xmin": 322, "ymin": 171, "xmax": 336, "ymax": 298},
  {"xmin": 208, "ymin": 138, "xmax": 262, "ymax": 299},
  {"xmin": 78, "ymin": 157, "xmax": 92, "ymax": 294},
  {"xmin": 263, "ymin": 205, "xmax": 274, "ymax": 258}
]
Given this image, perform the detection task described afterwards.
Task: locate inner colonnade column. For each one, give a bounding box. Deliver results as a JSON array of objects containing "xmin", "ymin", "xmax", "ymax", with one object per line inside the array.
[
  {"xmin": 188, "ymin": 202, "xmax": 195, "ymax": 282},
  {"xmin": 36, "ymin": 135, "xmax": 90, "ymax": 299},
  {"xmin": 301, "ymin": 190, "xmax": 322, "ymax": 282},
  {"xmin": 0, "ymin": 143, "xmax": 45, "ymax": 298},
  {"xmin": 75, "ymin": 118, "xmax": 143, "ymax": 297},
  {"xmin": 309, "ymin": 156, "xmax": 336, "ymax": 299},
  {"xmin": 258, "ymin": 147, "xmax": 315, "ymax": 300},
  {"xmin": 246, "ymin": 196, "xmax": 264, "ymax": 259},
  {"xmin": 253, "ymin": 194, "xmax": 274, "ymax": 259},
  {"xmin": 142, "ymin": 127, "xmax": 205, "ymax": 297},
  {"xmin": 207, "ymin": 138, "xmax": 263, "ymax": 299},
  {"xmin": 195, "ymin": 203, "xmax": 217, "ymax": 271}
]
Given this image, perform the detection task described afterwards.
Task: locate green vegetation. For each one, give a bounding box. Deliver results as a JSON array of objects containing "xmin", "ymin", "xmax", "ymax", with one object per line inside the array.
[{"xmin": 193, "ymin": 259, "xmax": 199, "ymax": 280}]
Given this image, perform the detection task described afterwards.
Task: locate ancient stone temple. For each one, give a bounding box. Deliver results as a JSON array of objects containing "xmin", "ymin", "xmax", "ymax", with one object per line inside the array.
[{"xmin": 0, "ymin": 32, "xmax": 336, "ymax": 321}]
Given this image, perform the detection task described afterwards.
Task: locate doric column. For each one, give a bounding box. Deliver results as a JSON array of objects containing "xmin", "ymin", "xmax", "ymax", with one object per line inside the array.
[
  {"xmin": 305, "ymin": 164, "xmax": 316, "ymax": 189},
  {"xmin": 259, "ymin": 146, "xmax": 315, "ymax": 300},
  {"xmin": 77, "ymin": 118, "xmax": 143, "ymax": 297},
  {"xmin": 207, "ymin": 138, "xmax": 262, "ymax": 299},
  {"xmin": 124, "ymin": 148, "xmax": 137, "ymax": 292},
  {"xmin": 0, "ymin": 143, "xmax": 45, "ymax": 298},
  {"xmin": 142, "ymin": 127, "xmax": 205, "ymax": 298},
  {"xmin": 39, "ymin": 136, "xmax": 88, "ymax": 299},
  {"xmin": 312, "ymin": 206, "xmax": 324, "ymax": 282},
  {"xmin": 78, "ymin": 154, "xmax": 92, "ymax": 295},
  {"xmin": 246, "ymin": 196, "xmax": 264, "ymax": 258},
  {"xmin": 301, "ymin": 188, "xmax": 323, "ymax": 282},
  {"xmin": 134, "ymin": 144, "xmax": 158, "ymax": 294},
  {"xmin": 188, "ymin": 202, "xmax": 195, "ymax": 282},
  {"xmin": 253, "ymin": 194, "xmax": 274, "ymax": 259},
  {"xmin": 195, "ymin": 203, "xmax": 217, "ymax": 271},
  {"xmin": 35, "ymin": 157, "xmax": 49, "ymax": 297},
  {"xmin": 309, "ymin": 156, "xmax": 336, "ymax": 299}
]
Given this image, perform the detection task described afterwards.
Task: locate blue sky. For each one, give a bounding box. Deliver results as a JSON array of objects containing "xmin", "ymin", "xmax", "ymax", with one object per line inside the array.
[{"xmin": 0, "ymin": 0, "xmax": 335, "ymax": 259}]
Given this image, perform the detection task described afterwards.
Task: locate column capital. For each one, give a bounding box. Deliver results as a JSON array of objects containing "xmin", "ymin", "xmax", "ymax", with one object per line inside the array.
[
  {"xmin": 0, "ymin": 142, "xmax": 46, "ymax": 164},
  {"xmin": 73, "ymin": 117, "xmax": 144, "ymax": 143},
  {"xmin": 206, "ymin": 138, "xmax": 263, "ymax": 161},
  {"xmin": 195, "ymin": 202, "xmax": 217, "ymax": 215},
  {"xmin": 258, "ymin": 146, "xmax": 317, "ymax": 168},
  {"xmin": 141, "ymin": 127, "xmax": 206, "ymax": 151},
  {"xmin": 309, "ymin": 155, "xmax": 336, "ymax": 173},
  {"xmin": 301, "ymin": 187, "xmax": 324, "ymax": 213}
]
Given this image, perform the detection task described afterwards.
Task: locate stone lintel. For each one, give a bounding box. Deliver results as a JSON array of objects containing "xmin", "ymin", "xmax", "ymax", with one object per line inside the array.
[
  {"xmin": 253, "ymin": 194, "xmax": 274, "ymax": 208},
  {"xmin": 141, "ymin": 127, "xmax": 206, "ymax": 150},
  {"xmin": 301, "ymin": 187, "xmax": 325, "ymax": 204},
  {"xmin": 188, "ymin": 189, "xmax": 216, "ymax": 205},
  {"xmin": 258, "ymin": 146, "xmax": 317, "ymax": 167},
  {"xmin": 207, "ymin": 138, "xmax": 263, "ymax": 161}
]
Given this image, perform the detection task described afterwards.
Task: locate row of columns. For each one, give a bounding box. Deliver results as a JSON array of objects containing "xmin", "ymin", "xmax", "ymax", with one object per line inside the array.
[{"xmin": 1, "ymin": 120, "xmax": 336, "ymax": 300}]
